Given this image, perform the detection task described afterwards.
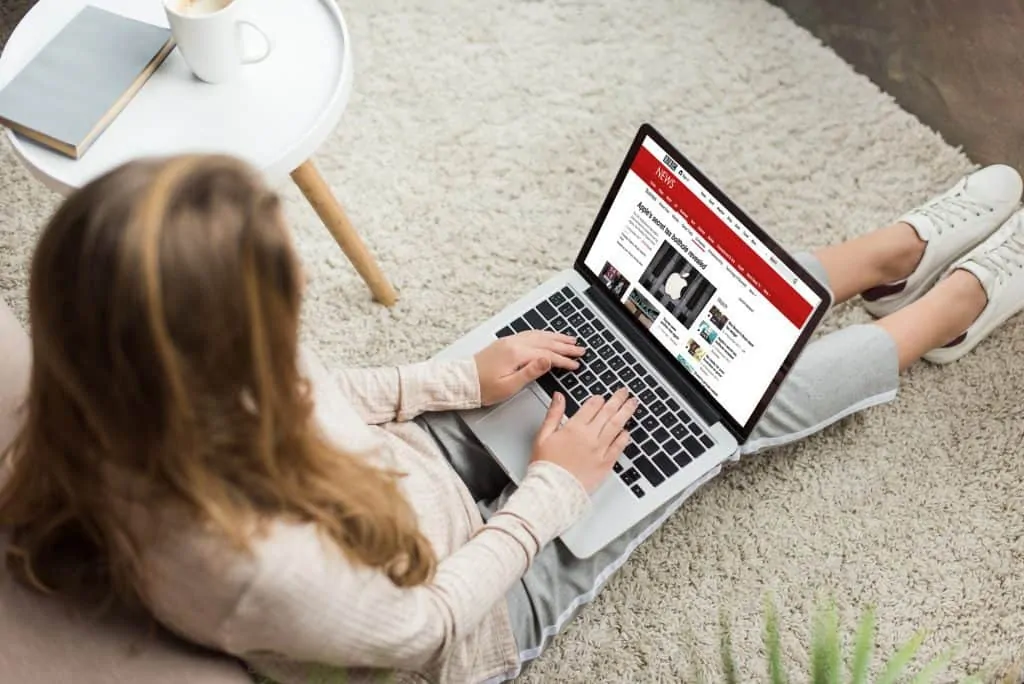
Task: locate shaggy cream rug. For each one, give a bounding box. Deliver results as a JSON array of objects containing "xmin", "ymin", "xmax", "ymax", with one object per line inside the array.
[{"xmin": 2, "ymin": 0, "xmax": 1022, "ymax": 681}]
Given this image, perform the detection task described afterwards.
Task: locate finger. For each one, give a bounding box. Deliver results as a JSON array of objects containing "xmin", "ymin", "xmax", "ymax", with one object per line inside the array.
[
  {"xmin": 522, "ymin": 330, "xmax": 578, "ymax": 347},
  {"xmin": 510, "ymin": 346, "xmax": 577, "ymax": 373},
  {"xmin": 572, "ymin": 394, "xmax": 606, "ymax": 424},
  {"xmin": 536, "ymin": 392, "xmax": 565, "ymax": 443},
  {"xmin": 602, "ymin": 430, "xmax": 631, "ymax": 463},
  {"xmin": 545, "ymin": 341, "xmax": 587, "ymax": 358},
  {"xmin": 507, "ymin": 356, "xmax": 551, "ymax": 387},
  {"xmin": 546, "ymin": 350, "xmax": 581, "ymax": 371},
  {"xmin": 591, "ymin": 387, "xmax": 630, "ymax": 430},
  {"xmin": 600, "ymin": 396, "xmax": 638, "ymax": 443}
]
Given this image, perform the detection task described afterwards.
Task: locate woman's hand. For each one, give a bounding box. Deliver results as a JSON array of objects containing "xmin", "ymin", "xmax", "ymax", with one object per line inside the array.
[
  {"xmin": 474, "ymin": 331, "xmax": 585, "ymax": 406},
  {"xmin": 531, "ymin": 388, "xmax": 636, "ymax": 493}
]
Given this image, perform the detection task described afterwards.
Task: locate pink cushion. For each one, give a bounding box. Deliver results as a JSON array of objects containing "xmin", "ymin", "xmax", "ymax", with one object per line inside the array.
[{"xmin": 0, "ymin": 298, "xmax": 250, "ymax": 684}]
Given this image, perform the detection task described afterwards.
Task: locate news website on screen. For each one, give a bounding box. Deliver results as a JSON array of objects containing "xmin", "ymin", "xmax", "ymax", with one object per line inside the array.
[{"xmin": 583, "ymin": 136, "xmax": 822, "ymax": 424}]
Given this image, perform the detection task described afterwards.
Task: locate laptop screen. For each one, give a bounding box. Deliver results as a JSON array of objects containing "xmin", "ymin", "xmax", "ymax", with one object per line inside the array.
[{"xmin": 580, "ymin": 133, "xmax": 823, "ymax": 426}]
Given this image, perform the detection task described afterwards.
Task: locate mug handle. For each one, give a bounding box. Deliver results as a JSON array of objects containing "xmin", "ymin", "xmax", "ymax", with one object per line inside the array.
[{"xmin": 237, "ymin": 20, "xmax": 273, "ymax": 64}]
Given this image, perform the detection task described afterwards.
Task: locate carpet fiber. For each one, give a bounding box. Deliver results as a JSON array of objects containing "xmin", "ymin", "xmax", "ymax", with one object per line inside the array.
[{"xmin": 2, "ymin": 0, "xmax": 1022, "ymax": 681}]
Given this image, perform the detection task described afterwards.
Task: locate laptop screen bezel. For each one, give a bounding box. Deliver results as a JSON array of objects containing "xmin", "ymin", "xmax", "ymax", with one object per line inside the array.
[{"xmin": 573, "ymin": 123, "xmax": 832, "ymax": 442}]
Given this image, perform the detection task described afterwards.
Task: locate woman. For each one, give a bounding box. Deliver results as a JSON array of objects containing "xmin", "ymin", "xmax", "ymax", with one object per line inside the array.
[{"xmin": 1, "ymin": 156, "xmax": 1022, "ymax": 684}]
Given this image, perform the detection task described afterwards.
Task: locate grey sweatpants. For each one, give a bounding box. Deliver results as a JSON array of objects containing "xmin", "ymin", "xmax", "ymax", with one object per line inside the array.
[{"xmin": 416, "ymin": 252, "xmax": 900, "ymax": 681}]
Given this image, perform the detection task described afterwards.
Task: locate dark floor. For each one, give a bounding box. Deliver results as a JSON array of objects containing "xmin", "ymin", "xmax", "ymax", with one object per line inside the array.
[
  {"xmin": 2, "ymin": 0, "xmax": 1021, "ymax": 169},
  {"xmin": 767, "ymin": 0, "xmax": 1024, "ymax": 170},
  {"xmin": 0, "ymin": 0, "xmax": 30, "ymax": 51}
]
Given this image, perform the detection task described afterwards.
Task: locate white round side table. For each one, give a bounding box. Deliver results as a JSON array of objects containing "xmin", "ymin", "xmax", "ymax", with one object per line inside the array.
[{"xmin": 0, "ymin": 0, "xmax": 397, "ymax": 305}]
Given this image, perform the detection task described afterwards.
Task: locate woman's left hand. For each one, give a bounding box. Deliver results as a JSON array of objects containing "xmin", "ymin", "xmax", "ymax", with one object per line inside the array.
[{"xmin": 475, "ymin": 331, "xmax": 585, "ymax": 406}]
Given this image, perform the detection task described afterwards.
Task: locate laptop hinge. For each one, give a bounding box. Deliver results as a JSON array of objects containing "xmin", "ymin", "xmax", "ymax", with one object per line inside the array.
[{"xmin": 582, "ymin": 284, "xmax": 728, "ymax": 436}]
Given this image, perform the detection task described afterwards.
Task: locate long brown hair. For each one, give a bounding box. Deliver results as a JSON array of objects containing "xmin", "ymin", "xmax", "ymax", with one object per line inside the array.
[{"xmin": 0, "ymin": 155, "xmax": 434, "ymax": 607}]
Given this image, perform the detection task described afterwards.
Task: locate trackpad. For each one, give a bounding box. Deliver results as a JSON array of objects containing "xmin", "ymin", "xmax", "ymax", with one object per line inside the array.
[{"xmin": 474, "ymin": 387, "xmax": 548, "ymax": 483}]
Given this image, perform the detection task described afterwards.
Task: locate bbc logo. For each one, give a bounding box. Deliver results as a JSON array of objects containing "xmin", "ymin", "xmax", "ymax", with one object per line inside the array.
[{"xmin": 662, "ymin": 155, "xmax": 678, "ymax": 172}]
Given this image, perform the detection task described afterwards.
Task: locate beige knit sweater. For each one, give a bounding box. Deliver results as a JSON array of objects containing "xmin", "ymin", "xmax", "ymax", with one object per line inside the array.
[{"xmin": 126, "ymin": 345, "xmax": 591, "ymax": 684}]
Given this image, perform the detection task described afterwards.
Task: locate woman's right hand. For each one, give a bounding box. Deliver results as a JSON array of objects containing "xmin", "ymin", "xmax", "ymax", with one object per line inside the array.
[{"xmin": 531, "ymin": 388, "xmax": 637, "ymax": 493}]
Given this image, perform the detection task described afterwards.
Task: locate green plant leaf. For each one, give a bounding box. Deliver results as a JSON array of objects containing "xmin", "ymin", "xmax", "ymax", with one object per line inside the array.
[
  {"xmin": 907, "ymin": 649, "xmax": 954, "ymax": 684},
  {"xmin": 719, "ymin": 609, "xmax": 739, "ymax": 684},
  {"xmin": 876, "ymin": 631, "xmax": 926, "ymax": 684},
  {"xmin": 810, "ymin": 601, "xmax": 842, "ymax": 684},
  {"xmin": 848, "ymin": 607, "xmax": 875, "ymax": 684},
  {"xmin": 763, "ymin": 596, "xmax": 789, "ymax": 684}
]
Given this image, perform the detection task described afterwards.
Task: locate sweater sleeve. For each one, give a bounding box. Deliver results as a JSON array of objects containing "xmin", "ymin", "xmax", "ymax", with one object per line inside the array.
[
  {"xmin": 330, "ymin": 359, "xmax": 482, "ymax": 425},
  {"xmin": 217, "ymin": 462, "xmax": 589, "ymax": 673}
]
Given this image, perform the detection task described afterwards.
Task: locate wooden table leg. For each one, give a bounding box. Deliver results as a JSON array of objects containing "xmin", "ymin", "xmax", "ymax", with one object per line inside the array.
[{"xmin": 290, "ymin": 160, "xmax": 398, "ymax": 306}]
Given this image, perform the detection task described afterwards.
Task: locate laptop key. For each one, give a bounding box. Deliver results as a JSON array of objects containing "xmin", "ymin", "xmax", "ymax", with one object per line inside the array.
[
  {"xmin": 649, "ymin": 401, "xmax": 667, "ymax": 417},
  {"xmin": 699, "ymin": 434, "xmax": 714, "ymax": 449},
  {"xmin": 653, "ymin": 453, "xmax": 679, "ymax": 477},
  {"xmin": 640, "ymin": 438, "xmax": 659, "ymax": 457},
  {"xmin": 662, "ymin": 412, "xmax": 678, "ymax": 427},
  {"xmin": 590, "ymin": 359, "xmax": 607, "ymax": 374},
  {"xmin": 633, "ymin": 456, "xmax": 665, "ymax": 486},
  {"xmin": 641, "ymin": 415, "xmax": 659, "ymax": 432},
  {"xmin": 619, "ymin": 366, "xmax": 636, "ymax": 382},
  {"xmin": 577, "ymin": 324, "xmax": 595, "ymax": 338},
  {"xmin": 496, "ymin": 326, "xmax": 515, "ymax": 338},
  {"xmin": 592, "ymin": 382, "xmax": 607, "ymax": 396},
  {"xmin": 550, "ymin": 315, "xmax": 567, "ymax": 331},
  {"xmin": 623, "ymin": 350, "xmax": 637, "ymax": 365},
  {"xmin": 652, "ymin": 427, "xmax": 670, "ymax": 443},
  {"xmin": 634, "ymin": 403, "xmax": 648, "ymax": 419},
  {"xmin": 631, "ymin": 426, "xmax": 649, "ymax": 444},
  {"xmin": 630, "ymin": 484, "xmax": 646, "ymax": 498},
  {"xmin": 550, "ymin": 291, "xmax": 566, "ymax": 306},
  {"xmin": 620, "ymin": 468, "xmax": 641, "ymax": 485},
  {"xmin": 601, "ymin": 329, "xmax": 616, "ymax": 343},
  {"xmin": 628, "ymin": 378, "xmax": 646, "ymax": 394},
  {"xmin": 613, "ymin": 461, "xmax": 623, "ymax": 474},
  {"xmin": 600, "ymin": 370, "xmax": 617, "ymax": 386},
  {"xmin": 568, "ymin": 312, "xmax": 586, "ymax": 328},
  {"xmin": 664, "ymin": 438, "xmax": 681, "ymax": 455},
  {"xmin": 579, "ymin": 371, "xmax": 596, "ymax": 385},
  {"xmin": 561, "ymin": 374, "xmax": 579, "ymax": 389},
  {"xmin": 612, "ymin": 340, "xmax": 626, "ymax": 354},
  {"xmin": 581, "ymin": 308, "xmax": 596, "ymax": 321},
  {"xmin": 510, "ymin": 318, "xmax": 530, "ymax": 332},
  {"xmin": 570, "ymin": 385, "xmax": 589, "ymax": 403},
  {"xmin": 673, "ymin": 452, "xmax": 692, "ymax": 469},
  {"xmin": 558, "ymin": 300, "xmax": 576, "ymax": 316},
  {"xmin": 683, "ymin": 436, "xmax": 702, "ymax": 455},
  {"xmin": 560, "ymin": 286, "xmax": 574, "ymax": 300},
  {"xmin": 639, "ymin": 389, "xmax": 657, "ymax": 404},
  {"xmin": 608, "ymin": 356, "xmax": 626, "ymax": 371},
  {"xmin": 537, "ymin": 301, "xmax": 557, "ymax": 320},
  {"xmin": 670, "ymin": 424, "xmax": 689, "ymax": 441},
  {"xmin": 655, "ymin": 387, "xmax": 669, "ymax": 400},
  {"xmin": 524, "ymin": 309, "xmax": 545, "ymax": 330}
]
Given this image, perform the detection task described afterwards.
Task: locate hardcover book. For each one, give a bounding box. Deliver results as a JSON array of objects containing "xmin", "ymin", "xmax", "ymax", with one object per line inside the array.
[{"xmin": 0, "ymin": 6, "xmax": 174, "ymax": 159}]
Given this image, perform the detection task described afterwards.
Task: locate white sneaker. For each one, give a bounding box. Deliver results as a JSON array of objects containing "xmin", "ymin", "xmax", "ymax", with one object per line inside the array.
[
  {"xmin": 924, "ymin": 209, "xmax": 1024, "ymax": 364},
  {"xmin": 862, "ymin": 164, "xmax": 1023, "ymax": 318}
]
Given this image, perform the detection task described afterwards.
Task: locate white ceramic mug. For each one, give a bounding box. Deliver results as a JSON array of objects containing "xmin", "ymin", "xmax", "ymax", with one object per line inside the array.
[{"xmin": 163, "ymin": 0, "xmax": 273, "ymax": 84}]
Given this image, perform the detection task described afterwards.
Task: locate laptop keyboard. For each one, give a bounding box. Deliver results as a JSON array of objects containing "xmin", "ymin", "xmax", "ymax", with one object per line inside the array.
[{"xmin": 496, "ymin": 286, "xmax": 716, "ymax": 499}]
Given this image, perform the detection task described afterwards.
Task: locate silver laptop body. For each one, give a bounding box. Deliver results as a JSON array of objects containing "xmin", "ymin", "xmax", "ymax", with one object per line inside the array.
[{"xmin": 436, "ymin": 125, "xmax": 831, "ymax": 558}]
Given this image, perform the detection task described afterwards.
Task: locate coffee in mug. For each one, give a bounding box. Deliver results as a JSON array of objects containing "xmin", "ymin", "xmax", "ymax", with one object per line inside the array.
[{"xmin": 163, "ymin": 0, "xmax": 272, "ymax": 84}]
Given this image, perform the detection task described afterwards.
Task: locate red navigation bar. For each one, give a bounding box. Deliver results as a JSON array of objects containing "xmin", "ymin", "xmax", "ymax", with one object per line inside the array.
[{"xmin": 630, "ymin": 147, "xmax": 812, "ymax": 328}]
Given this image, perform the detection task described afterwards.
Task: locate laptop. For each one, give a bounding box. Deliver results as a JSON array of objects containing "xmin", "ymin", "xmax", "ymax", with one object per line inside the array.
[{"xmin": 437, "ymin": 124, "xmax": 831, "ymax": 558}]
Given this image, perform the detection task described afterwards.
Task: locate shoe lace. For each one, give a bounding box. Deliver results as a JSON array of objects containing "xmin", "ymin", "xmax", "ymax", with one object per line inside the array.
[
  {"xmin": 916, "ymin": 191, "xmax": 993, "ymax": 234},
  {"xmin": 975, "ymin": 221, "xmax": 1024, "ymax": 281}
]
